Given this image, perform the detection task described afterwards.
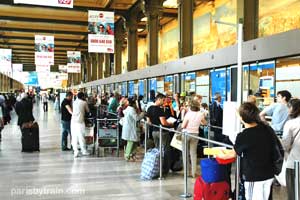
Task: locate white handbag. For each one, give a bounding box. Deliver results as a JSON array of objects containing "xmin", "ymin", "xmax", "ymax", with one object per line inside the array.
[{"xmin": 170, "ymin": 133, "xmax": 183, "ymax": 151}]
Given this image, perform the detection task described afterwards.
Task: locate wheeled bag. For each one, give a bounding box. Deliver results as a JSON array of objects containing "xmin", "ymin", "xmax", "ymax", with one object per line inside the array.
[{"xmin": 21, "ymin": 122, "xmax": 39, "ymax": 152}]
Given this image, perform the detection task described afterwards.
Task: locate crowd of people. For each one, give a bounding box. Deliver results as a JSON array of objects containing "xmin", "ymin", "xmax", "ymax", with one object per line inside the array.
[{"xmin": 0, "ymin": 88, "xmax": 299, "ymax": 200}]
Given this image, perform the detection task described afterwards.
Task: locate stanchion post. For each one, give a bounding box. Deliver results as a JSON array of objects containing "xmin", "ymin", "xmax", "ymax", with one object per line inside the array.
[
  {"xmin": 295, "ymin": 160, "xmax": 299, "ymax": 200},
  {"xmin": 235, "ymin": 156, "xmax": 241, "ymax": 200},
  {"xmin": 158, "ymin": 125, "xmax": 164, "ymax": 180},
  {"xmin": 144, "ymin": 122, "xmax": 148, "ymax": 154},
  {"xmin": 180, "ymin": 131, "xmax": 192, "ymax": 198}
]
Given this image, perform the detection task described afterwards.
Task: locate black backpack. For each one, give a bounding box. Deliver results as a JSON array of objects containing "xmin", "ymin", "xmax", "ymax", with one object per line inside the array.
[{"xmin": 265, "ymin": 125, "xmax": 284, "ymax": 175}]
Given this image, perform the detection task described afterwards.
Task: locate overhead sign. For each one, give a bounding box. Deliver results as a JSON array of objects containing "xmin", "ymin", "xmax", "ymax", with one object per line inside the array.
[
  {"xmin": 88, "ymin": 11, "xmax": 114, "ymax": 53},
  {"xmin": 12, "ymin": 64, "xmax": 23, "ymax": 73},
  {"xmin": 0, "ymin": 49, "xmax": 12, "ymax": 73},
  {"xmin": 35, "ymin": 35, "xmax": 54, "ymax": 65},
  {"xmin": 36, "ymin": 65, "xmax": 51, "ymax": 73},
  {"xmin": 59, "ymin": 65, "xmax": 68, "ymax": 73},
  {"xmin": 67, "ymin": 51, "xmax": 81, "ymax": 73},
  {"xmin": 14, "ymin": 0, "xmax": 73, "ymax": 8},
  {"xmin": 23, "ymin": 72, "xmax": 39, "ymax": 86}
]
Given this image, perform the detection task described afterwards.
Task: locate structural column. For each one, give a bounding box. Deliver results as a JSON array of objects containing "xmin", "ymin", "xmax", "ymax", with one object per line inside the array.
[
  {"xmin": 97, "ymin": 54, "xmax": 104, "ymax": 79},
  {"xmin": 144, "ymin": 0, "xmax": 164, "ymax": 66},
  {"xmin": 104, "ymin": 54, "xmax": 110, "ymax": 78},
  {"xmin": 86, "ymin": 54, "xmax": 92, "ymax": 82},
  {"xmin": 91, "ymin": 53, "xmax": 98, "ymax": 81},
  {"xmin": 126, "ymin": 5, "xmax": 140, "ymax": 72},
  {"xmin": 178, "ymin": 0, "xmax": 193, "ymax": 58},
  {"xmin": 237, "ymin": 0, "xmax": 259, "ymax": 41},
  {"xmin": 114, "ymin": 19, "xmax": 126, "ymax": 75}
]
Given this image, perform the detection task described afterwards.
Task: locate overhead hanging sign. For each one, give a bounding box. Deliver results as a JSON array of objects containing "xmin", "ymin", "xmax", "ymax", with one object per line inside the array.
[
  {"xmin": 88, "ymin": 11, "xmax": 114, "ymax": 53},
  {"xmin": 14, "ymin": 0, "xmax": 73, "ymax": 8},
  {"xmin": 12, "ymin": 64, "xmax": 23, "ymax": 73},
  {"xmin": 35, "ymin": 35, "xmax": 54, "ymax": 65},
  {"xmin": 59, "ymin": 65, "xmax": 68, "ymax": 73},
  {"xmin": 67, "ymin": 51, "xmax": 81, "ymax": 73},
  {"xmin": 36, "ymin": 65, "xmax": 51, "ymax": 73},
  {"xmin": 0, "ymin": 49, "xmax": 12, "ymax": 73}
]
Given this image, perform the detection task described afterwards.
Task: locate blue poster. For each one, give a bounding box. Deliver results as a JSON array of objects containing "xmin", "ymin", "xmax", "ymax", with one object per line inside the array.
[
  {"xmin": 128, "ymin": 81, "xmax": 134, "ymax": 97},
  {"xmin": 149, "ymin": 78, "xmax": 157, "ymax": 92},
  {"xmin": 24, "ymin": 72, "xmax": 38, "ymax": 86},
  {"xmin": 121, "ymin": 82, "xmax": 127, "ymax": 97},
  {"xmin": 210, "ymin": 69, "xmax": 226, "ymax": 104},
  {"xmin": 138, "ymin": 80, "xmax": 144, "ymax": 96}
]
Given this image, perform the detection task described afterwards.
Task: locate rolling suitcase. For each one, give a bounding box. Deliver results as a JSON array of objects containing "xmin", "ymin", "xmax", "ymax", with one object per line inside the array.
[
  {"xmin": 21, "ymin": 122, "xmax": 39, "ymax": 152},
  {"xmin": 194, "ymin": 176, "xmax": 230, "ymax": 200}
]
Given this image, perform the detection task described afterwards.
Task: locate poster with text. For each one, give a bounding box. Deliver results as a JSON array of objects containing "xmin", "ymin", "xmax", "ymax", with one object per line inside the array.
[
  {"xmin": 36, "ymin": 65, "xmax": 51, "ymax": 73},
  {"xmin": 88, "ymin": 11, "xmax": 114, "ymax": 53},
  {"xmin": 67, "ymin": 51, "xmax": 81, "ymax": 73},
  {"xmin": 0, "ymin": 49, "xmax": 12, "ymax": 73},
  {"xmin": 35, "ymin": 35, "xmax": 54, "ymax": 65},
  {"xmin": 59, "ymin": 65, "xmax": 68, "ymax": 73},
  {"xmin": 14, "ymin": 0, "xmax": 73, "ymax": 8}
]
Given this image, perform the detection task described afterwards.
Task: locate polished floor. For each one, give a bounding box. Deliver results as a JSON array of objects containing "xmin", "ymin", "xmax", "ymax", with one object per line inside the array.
[{"xmin": 0, "ymin": 101, "xmax": 287, "ymax": 200}]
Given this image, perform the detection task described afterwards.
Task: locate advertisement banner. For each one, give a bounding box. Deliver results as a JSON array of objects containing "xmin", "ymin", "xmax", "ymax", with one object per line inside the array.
[
  {"xmin": 67, "ymin": 51, "xmax": 81, "ymax": 73},
  {"xmin": 88, "ymin": 11, "xmax": 114, "ymax": 53},
  {"xmin": 59, "ymin": 65, "xmax": 68, "ymax": 73},
  {"xmin": 14, "ymin": 0, "xmax": 73, "ymax": 8},
  {"xmin": 12, "ymin": 64, "xmax": 23, "ymax": 73},
  {"xmin": 36, "ymin": 65, "xmax": 51, "ymax": 73},
  {"xmin": 35, "ymin": 35, "xmax": 54, "ymax": 65},
  {"xmin": 0, "ymin": 49, "xmax": 12, "ymax": 73}
]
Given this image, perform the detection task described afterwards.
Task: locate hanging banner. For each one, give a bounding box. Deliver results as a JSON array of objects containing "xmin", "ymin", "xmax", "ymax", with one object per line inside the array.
[
  {"xmin": 88, "ymin": 11, "xmax": 114, "ymax": 53},
  {"xmin": 59, "ymin": 73, "xmax": 68, "ymax": 81},
  {"xmin": 67, "ymin": 51, "xmax": 81, "ymax": 73},
  {"xmin": 35, "ymin": 35, "xmax": 54, "ymax": 65},
  {"xmin": 14, "ymin": 0, "xmax": 73, "ymax": 8},
  {"xmin": 0, "ymin": 49, "xmax": 12, "ymax": 73},
  {"xmin": 36, "ymin": 65, "xmax": 51, "ymax": 73},
  {"xmin": 12, "ymin": 64, "xmax": 23, "ymax": 73},
  {"xmin": 59, "ymin": 65, "xmax": 68, "ymax": 73}
]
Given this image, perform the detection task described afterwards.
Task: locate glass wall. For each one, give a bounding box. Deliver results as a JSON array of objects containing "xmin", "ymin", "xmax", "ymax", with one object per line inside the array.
[
  {"xmin": 157, "ymin": 76, "xmax": 164, "ymax": 94},
  {"xmin": 210, "ymin": 68, "xmax": 227, "ymax": 104},
  {"xmin": 121, "ymin": 82, "xmax": 127, "ymax": 97},
  {"xmin": 276, "ymin": 56, "xmax": 300, "ymax": 98},
  {"xmin": 243, "ymin": 61, "xmax": 275, "ymax": 108},
  {"xmin": 181, "ymin": 72, "xmax": 196, "ymax": 96},
  {"xmin": 196, "ymin": 70, "xmax": 210, "ymax": 104},
  {"xmin": 164, "ymin": 75, "xmax": 174, "ymax": 94},
  {"xmin": 259, "ymin": 0, "xmax": 300, "ymax": 37}
]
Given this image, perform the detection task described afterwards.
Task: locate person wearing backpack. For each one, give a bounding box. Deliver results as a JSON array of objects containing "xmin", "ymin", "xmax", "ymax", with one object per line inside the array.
[
  {"xmin": 217, "ymin": 102, "xmax": 279, "ymax": 200},
  {"xmin": 282, "ymin": 99, "xmax": 300, "ymax": 200}
]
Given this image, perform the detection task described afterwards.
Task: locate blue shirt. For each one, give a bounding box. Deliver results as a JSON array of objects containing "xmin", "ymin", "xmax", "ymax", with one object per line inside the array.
[{"xmin": 264, "ymin": 103, "xmax": 289, "ymax": 132}]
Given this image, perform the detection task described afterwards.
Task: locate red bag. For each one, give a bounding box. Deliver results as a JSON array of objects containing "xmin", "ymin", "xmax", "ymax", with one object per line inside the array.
[
  {"xmin": 216, "ymin": 157, "xmax": 236, "ymax": 165},
  {"xmin": 194, "ymin": 176, "xmax": 230, "ymax": 200}
]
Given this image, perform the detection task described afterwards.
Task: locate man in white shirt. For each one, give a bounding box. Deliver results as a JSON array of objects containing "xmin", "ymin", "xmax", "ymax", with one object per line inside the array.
[{"xmin": 71, "ymin": 92, "xmax": 90, "ymax": 158}]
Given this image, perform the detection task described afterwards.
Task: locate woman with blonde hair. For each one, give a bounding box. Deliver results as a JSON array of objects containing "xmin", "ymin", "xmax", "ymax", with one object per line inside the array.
[{"xmin": 181, "ymin": 99, "xmax": 206, "ymax": 177}]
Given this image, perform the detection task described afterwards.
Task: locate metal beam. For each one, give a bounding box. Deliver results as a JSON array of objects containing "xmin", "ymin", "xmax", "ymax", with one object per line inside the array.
[{"xmin": 0, "ymin": 36, "xmax": 87, "ymax": 43}]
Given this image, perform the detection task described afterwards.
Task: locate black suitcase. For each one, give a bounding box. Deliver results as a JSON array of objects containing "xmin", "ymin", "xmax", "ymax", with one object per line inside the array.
[{"xmin": 21, "ymin": 122, "xmax": 40, "ymax": 152}]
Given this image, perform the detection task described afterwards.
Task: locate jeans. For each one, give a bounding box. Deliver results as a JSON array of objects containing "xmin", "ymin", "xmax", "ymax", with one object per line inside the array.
[{"xmin": 61, "ymin": 120, "xmax": 71, "ymax": 149}]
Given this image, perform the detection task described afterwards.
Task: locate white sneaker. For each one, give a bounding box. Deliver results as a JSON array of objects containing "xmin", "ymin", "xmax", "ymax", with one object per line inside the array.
[
  {"xmin": 73, "ymin": 152, "xmax": 80, "ymax": 158},
  {"xmin": 82, "ymin": 152, "xmax": 90, "ymax": 156}
]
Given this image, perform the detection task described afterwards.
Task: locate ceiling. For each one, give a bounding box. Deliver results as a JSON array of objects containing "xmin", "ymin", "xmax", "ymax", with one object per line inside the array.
[{"xmin": 0, "ymin": 0, "xmax": 178, "ymax": 71}]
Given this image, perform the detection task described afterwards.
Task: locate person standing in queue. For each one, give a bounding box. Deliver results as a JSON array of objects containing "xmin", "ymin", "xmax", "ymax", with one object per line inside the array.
[
  {"xmin": 281, "ymin": 99, "xmax": 300, "ymax": 200},
  {"xmin": 146, "ymin": 93, "xmax": 174, "ymax": 175},
  {"xmin": 71, "ymin": 92, "xmax": 90, "ymax": 158},
  {"xmin": 217, "ymin": 102, "xmax": 277, "ymax": 200},
  {"xmin": 61, "ymin": 92, "xmax": 73, "ymax": 151}
]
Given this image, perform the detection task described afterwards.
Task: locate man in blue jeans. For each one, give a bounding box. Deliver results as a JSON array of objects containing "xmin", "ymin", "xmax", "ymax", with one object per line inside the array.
[{"xmin": 61, "ymin": 92, "xmax": 73, "ymax": 151}]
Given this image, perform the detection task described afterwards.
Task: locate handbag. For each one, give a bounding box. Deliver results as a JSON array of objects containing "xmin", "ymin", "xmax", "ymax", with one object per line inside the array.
[{"xmin": 170, "ymin": 133, "xmax": 182, "ymax": 151}]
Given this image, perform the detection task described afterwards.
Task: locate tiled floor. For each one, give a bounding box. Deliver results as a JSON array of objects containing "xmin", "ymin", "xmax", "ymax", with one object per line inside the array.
[{"xmin": 0, "ymin": 101, "xmax": 287, "ymax": 199}]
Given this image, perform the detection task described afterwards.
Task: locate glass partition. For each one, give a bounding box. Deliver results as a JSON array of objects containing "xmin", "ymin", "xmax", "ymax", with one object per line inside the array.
[
  {"xmin": 276, "ymin": 56, "xmax": 300, "ymax": 98},
  {"xmin": 210, "ymin": 68, "xmax": 227, "ymax": 105},
  {"xmin": 164, "ymin": 75, "xmax": 174, "ymax": 94},
  {"xmin": 157, "ymin": 76, "xmax": 164, "ymax": 94},
  {"xmin": 196, "ymin": 70, "xmax": 210, "ymax": 104},
  {"xmin": 181, "ymin": 72, "xmax": 196, "ymax": 96}
]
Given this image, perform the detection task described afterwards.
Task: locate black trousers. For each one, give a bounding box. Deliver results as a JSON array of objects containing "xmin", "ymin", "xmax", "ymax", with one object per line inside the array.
[{"xmin": 43, "ymin": 102, "xmax": 48, "ymax": 112}]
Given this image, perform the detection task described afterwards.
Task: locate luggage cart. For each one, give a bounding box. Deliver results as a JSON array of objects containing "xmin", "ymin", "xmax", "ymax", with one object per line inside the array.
[
  {"xmin": 85, "ymin": 117, "xmax": 96, "ymax": 155},
  {"xmin": 96, "ymin": 118, "xmax": 119, "ymax": 157}
]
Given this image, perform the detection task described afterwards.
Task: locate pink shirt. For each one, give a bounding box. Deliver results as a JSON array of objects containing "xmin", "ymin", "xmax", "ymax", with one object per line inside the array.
[{"xmin": 182, "ymin": 110, "xmax": 204, "ymax": 134}]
